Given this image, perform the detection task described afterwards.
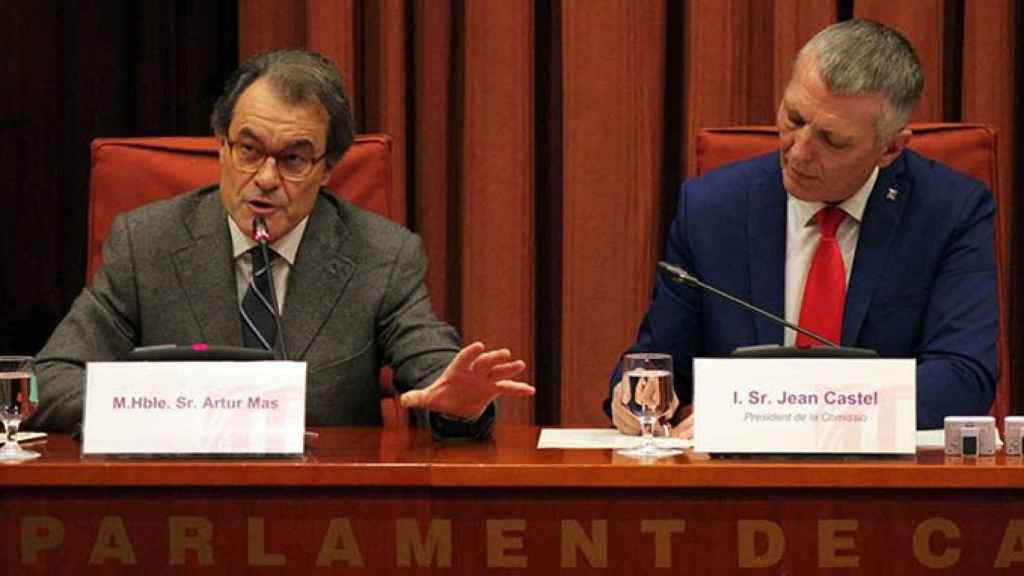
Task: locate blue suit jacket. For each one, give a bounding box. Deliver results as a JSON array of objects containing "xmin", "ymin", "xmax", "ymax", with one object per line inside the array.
[{"xmin": 609, "ymin": 150, "xmax": 998, "ymax": 429}]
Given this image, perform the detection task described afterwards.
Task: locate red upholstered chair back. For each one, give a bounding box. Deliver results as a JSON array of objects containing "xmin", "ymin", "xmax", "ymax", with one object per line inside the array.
[
  {"xmin": 695, "ymin": 123, "xmax": 1009, "ymax": 424},
  {"xmin": 87, "ymin": 134, "xmax": 408, "ymax": 428}
]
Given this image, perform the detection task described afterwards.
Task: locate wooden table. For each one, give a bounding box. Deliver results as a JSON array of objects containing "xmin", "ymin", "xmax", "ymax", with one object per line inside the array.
[{"xmin": 3, "ymin": 427, "xmax": 1024, "ymax": 574}]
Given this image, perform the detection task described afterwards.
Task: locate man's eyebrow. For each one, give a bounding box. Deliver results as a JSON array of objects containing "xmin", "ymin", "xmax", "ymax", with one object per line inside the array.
[
  {"xmin": 233, "ymin": 128, "xmax": 316, "ymax": 151},
  {"xmin": 235, "ymin": 127, "xmax": 260, "ymax": 141},
  {"xmin": 281, "ymin": 138, "xmax": 316, "ymax": 151}
]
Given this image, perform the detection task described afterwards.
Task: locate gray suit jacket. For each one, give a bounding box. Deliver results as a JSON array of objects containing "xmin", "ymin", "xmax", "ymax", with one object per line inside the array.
[{"xmin": 31, "ymin": 186, "xmax": 464, "ymax": 433}]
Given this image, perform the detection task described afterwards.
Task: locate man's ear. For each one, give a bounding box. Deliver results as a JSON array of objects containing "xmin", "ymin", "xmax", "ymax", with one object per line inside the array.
[
  {"xmin": 321, "ymin": 162, "xmax": 334, "ymax": 187},
  {"xmin": 877, "ymin": 126, "xmax": 912, "ymax": 169},
  {"xmin": 216, "ymin": 134, "xmax": 227, "ymax": 165}
]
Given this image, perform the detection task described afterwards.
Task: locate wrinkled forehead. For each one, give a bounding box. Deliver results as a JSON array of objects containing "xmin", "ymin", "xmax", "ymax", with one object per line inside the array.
[{"xmin": 229, "ymin": 78, "xmax": 329, "ymax": 144}]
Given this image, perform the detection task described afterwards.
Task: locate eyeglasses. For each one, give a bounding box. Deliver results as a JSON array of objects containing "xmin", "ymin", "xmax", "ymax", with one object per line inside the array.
[{"xmin": 224, "ymin": 139, "xmax": 327, "ymax": 182}]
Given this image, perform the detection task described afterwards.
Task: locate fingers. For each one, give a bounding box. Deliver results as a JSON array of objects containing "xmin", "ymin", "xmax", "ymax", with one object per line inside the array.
[
  {"xmin": 448, "ymin": 341, "xmax": 486, "ymax": 373},
  {"xmin": 611, "ymin": 383, "xmax": 641, "ymax": 435},
  {"xmin": 462, "ymin": 346, "xmax": 528, "ymax": 386},
  {"xmin": 494, "ymin": 380, "xmax": 535, "ymax": 397},
  {"xmin": 468, "ymin": 348, "xmax": 513, "ymax": 374},
  {"xmin": 670, "ymin": 414, "xmax": 694, "ymax": 439},
  {"xmin": 617, "ymin": 378, "xmax": 631, "ymax": 404},
  {"xmin": 487, "ymin": 360, "xmax": 526, "ymax": 381}
]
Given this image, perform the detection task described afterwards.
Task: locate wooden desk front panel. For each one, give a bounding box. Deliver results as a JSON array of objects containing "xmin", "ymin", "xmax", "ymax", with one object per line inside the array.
[{"xmin": 3, "ymin": 428, "xmax": 1024, "ymax": 575}]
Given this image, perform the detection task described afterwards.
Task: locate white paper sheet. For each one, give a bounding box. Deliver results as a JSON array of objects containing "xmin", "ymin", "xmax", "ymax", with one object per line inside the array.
[
  {"xmin": 539, "ymin": 429, "xmax": 998, "ymax": 451},
  {"xmin": 537, "ymin": 428, "xmax": 692, "ymax": 450}
]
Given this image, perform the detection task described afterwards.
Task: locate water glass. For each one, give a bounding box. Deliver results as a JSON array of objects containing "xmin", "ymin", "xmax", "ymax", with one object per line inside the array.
[
  {"xmin": 617, "ymin": 352, "xmax": 682, "ymax": 459},
  {"xmin": 0, "ymin": 356, "xmax": 40, "ymax": 462}
]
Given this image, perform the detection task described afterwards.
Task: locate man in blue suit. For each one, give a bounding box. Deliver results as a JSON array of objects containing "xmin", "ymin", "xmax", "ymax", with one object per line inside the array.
[{"xmin": 609, "ymin": 19, "xmax": 997, "ymax": 433}]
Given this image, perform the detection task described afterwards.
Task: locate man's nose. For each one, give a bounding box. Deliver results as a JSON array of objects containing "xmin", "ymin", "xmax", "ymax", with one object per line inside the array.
[
  {"xmin": 786, "ymin": 126, "xmax": 814, "ymax": 161},
  {"xmin": 254, "ymin": 156, "xmax": 281, "ymax": 189}
]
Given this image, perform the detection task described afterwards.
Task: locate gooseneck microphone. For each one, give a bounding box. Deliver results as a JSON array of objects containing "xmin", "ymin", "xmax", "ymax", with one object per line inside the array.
[
  {"xmin": 254, "ymin": 217, "xmax": 290, "ymax": 360},
  {"xmin": 657, "ymin": 260, "xmax": 841, "ymax": 349}
]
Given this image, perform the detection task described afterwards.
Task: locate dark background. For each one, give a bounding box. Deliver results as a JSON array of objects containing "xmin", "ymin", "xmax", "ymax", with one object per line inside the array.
[{"xmin": 1, "ymin": 1, "xmax": 237, "ymax": 355}]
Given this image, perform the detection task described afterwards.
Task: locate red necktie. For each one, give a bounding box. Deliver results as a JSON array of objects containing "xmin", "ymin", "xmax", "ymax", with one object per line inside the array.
[{"xmin": 796, "ymin": 206, "xmax": 846, "ymax": 348}]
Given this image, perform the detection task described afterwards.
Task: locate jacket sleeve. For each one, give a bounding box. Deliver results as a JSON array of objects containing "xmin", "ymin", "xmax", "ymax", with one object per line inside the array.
[
  {"xmin": 376, "ymin": 231, "xmax": 494, "ymax": 439},
  {"xmin": 914, "ymin": 183, "xmax": 998, "ymax": 429},
  {"xmin": 28, "ymin": 214, "xmax": 141, "ymax": 433}
]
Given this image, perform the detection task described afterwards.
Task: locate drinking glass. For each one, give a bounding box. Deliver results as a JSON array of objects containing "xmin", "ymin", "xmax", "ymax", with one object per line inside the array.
[
  {"xmin": 0, "ymin": 356, "xmax": 40, "ymax": 462},
  {"xmin": 617, "ymin": 352, "xmax": 682, "ymax": 459}
]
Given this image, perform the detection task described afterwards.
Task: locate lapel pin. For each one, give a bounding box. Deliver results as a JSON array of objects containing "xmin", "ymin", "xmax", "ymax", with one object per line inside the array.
[{"xmin": 886, "ymin": 188, "xmax": 899, "ymax": 202}]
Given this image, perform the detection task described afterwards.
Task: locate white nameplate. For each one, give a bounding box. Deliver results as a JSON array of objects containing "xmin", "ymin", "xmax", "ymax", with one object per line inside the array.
[
  {"xmin": 693, "ymin": 358, "xmax": 915, "ymax": 455},
  {"xmin": 83, "ymin": 362, "xmax": 306, "ymax": 456}
]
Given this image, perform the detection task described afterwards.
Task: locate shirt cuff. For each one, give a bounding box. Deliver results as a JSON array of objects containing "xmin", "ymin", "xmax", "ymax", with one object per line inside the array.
[{"xmin": 428, "ymin": 403, "xmax": 496, "ymax": 440}]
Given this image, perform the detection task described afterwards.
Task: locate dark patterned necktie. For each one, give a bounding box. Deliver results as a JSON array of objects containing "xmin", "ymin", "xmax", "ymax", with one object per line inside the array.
[{"xmin": 240, "ymin": 246, "xmax": 279, "ymax": 350}]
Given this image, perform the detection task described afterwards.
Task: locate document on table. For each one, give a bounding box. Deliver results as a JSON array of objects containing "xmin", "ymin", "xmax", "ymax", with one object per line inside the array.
[
  {"xmin": 538, "ymin": 428, "xmax": 692, "ymax": 450},
  {"xmin": 538, "ymin": 429, "xmax": 1000, "ymax": 450}
]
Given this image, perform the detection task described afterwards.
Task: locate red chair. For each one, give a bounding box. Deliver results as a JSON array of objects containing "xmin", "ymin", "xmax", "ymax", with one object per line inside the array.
[
  {"xmin": 695, "ymin": 123, "xmax": 1010, "ymax": 425},
  {"xmin": 88, "ymin": 134, "xmax": 409, "ymax": 428}
]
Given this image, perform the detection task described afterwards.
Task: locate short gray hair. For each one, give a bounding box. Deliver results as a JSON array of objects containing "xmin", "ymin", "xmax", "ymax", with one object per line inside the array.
[
  {"xmin": 797, "ymin": 19, "xmax": 923, "ymax": 142},
  {"xmin": 211, "ymin": 50, "xmax": 355, "ymax": 165}
]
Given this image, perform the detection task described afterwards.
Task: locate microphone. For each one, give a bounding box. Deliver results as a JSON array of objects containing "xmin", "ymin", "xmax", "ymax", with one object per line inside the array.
[
  {"xmin": 253, "ymin": 217, "xmax": 289, "ymax": 360},
  {"xmin": 657, "ymin": 260, "xmax": 850, "ymax": 352}
]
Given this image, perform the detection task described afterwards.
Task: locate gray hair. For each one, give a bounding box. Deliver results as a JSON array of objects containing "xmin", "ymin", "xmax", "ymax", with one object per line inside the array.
[
  {"xmin": 797, "ymin": 19, "xmax": 923, "ymax": 142},
  {"xmin": 211, "ymin": 49, "xmax": 355, "ymax": 165}
]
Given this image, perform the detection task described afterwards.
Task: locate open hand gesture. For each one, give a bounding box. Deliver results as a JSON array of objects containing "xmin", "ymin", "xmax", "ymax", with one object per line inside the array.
[{"xmin": 400, "ymin": 342, "xmax": 534, "ymax": 420}]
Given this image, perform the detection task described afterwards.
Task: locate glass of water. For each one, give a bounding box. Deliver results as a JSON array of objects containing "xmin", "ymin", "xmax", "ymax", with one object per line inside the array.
[
  {"xmin": 617, "ymin": 352, "xmax": 682, "ymax": 459},
  {"xmin": 0, "ymin": 356, "xmax": 40, "ymax": 462}
]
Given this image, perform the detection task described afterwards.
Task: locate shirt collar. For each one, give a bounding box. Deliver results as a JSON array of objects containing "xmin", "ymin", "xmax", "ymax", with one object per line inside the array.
[
  {"xmin": 228, "ymin": 216, "xmax": 309, "ymax": 266},
  {"xmin": 788, "ymin": 166, "xmax": 878, "ymax": 228}
]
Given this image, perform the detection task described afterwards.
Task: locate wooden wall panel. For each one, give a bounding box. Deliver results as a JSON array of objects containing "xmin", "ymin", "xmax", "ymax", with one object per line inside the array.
[
  {"xmin": 304, "ymin": 0, "xmax": 358, "ymax": 112},
  {"xmin": 773, "ymin": 0, "xmax": 838, "ymax": 105},
  {"xmin": 683, "ymin": 0, "xmax": 777, "ymax": 176},
  {"xmin": 963, "ymin": 0, "xmax": 1019, "ymax": 422},
  {"xmin": 239, "ymin": 1, "xmax": 359, "ymax": 125},
  {"xmin": 459, "ymin": 1, "xmax": 535, "ymax": 424},
  {"xmin": 854, "ymin": 0, "xmax": 948, "ymax": 122},
  {"xmin": 412, "ymin": 0, "xmax": 456, "ymax": 323},
  {"xmin": 361, "ymin": 0, "xmax": 409, "ymax": 226},
  {"xmin": 559, "ymin": 0, "xmax": 666, "ymax": 426},
  {"xmin": 238, "ymin": 0, "xmax": 304, "ymax": 57}
]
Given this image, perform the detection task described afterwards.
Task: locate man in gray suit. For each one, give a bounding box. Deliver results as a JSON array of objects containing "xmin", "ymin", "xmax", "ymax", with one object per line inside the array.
[{"xmin": 30, "ymin": 50, "xmax": 533, "ymax": 437}]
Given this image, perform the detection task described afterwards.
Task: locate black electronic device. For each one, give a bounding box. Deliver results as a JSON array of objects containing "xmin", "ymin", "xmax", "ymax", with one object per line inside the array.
[{"xmin": 125, "ymin": 344, "xmax": 274, "ymax": 362}]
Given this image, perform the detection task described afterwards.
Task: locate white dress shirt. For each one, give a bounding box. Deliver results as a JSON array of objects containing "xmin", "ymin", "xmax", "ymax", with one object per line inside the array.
[{"xmin": 783, "ymin": 167, "xmax": 878, "ymax": 346}]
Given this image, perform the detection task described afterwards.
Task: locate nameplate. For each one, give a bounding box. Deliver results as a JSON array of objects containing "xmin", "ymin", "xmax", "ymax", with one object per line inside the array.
[
  {"xmin": 693, "ymin": 358, "xmax": 916, "ymax": 455},
  {"xmin": 83, "ymin": 362, "xmax": 306, "ymax": 456}
]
